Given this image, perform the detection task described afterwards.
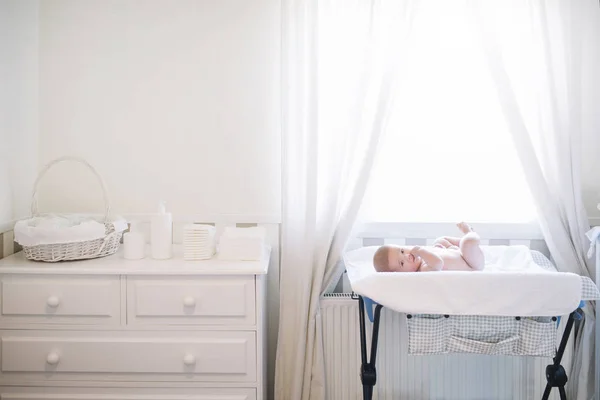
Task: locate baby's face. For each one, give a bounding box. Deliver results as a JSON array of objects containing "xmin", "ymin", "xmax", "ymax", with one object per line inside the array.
[{"xmin": 388, "ymin": 246, "xmax": 420, "ymax": 272}]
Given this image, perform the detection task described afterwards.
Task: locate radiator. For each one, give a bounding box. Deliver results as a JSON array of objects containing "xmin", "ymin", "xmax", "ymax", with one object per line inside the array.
[{"xmin": 321, "ymin": 294, "xmax": 571, "ymax": 400}]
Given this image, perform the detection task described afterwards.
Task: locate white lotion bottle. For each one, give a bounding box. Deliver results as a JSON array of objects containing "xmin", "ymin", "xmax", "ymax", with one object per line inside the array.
[{"xmin": 151, "ymin": 201, "xmax": 173, "ymax": 260}]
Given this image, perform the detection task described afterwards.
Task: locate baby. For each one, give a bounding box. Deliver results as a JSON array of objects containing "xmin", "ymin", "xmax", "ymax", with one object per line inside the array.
[{"xmin": 373, "ymin": 222, "xmax": 484, "ymax": 272}]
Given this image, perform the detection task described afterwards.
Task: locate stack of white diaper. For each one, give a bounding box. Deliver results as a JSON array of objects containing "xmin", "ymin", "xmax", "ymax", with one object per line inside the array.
[
  {"xmin": 218, "ymin": 226, "xmax": 265, "ymax": 261},
  {"xmin": 182, "ymin": 224, "xmax": 216, "ymax": 261}
]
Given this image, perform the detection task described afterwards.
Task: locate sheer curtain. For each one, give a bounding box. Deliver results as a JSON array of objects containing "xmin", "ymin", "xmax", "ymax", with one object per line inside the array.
[
  {"xmin": 275, "ymin": 1, "xmax": 416, "ymax": 399},
  {"xmin": 469, "ymin": 1, "xmax": 600, "ymax": 398},
  {"xmin": 359, "ymin": 0, "xmax": 538, "ymax": 225}
]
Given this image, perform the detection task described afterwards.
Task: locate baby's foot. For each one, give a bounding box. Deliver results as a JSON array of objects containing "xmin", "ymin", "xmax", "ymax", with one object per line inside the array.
[{"xmin": 457, "ymin": 222, "xmax": 474, "ymax": 234}]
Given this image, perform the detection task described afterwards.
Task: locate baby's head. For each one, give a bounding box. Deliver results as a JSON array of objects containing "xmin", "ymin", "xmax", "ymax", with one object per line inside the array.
[{"xmin": 373, "ymin": 245, "xmax": 420, "ymax": 272}]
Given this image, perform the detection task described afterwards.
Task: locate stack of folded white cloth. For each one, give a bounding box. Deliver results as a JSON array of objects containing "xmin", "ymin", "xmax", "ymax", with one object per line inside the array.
[
  {"xmin": 14, "ymin": 214, "xmax": 128, "ymax": 246},
  {"xmin": 183, "ymin": 224, "xmax": 216, "ymax": 260},
  {"xmin": 218, "ymin": 226, "xmax": 265, "ymax": 261}
]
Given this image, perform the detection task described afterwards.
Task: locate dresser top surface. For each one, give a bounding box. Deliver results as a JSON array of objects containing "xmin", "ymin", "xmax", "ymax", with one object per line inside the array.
[{"xmin": 0, "ymin": 246, "xmax": 270, "ymax": 276}]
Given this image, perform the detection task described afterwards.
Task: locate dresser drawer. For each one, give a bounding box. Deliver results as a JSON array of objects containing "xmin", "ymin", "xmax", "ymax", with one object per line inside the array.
[
  {"xmin": 127, "ymin": 276, "xmax": 255, "ymax": 326},
  {"xmin": 0, "ymin": 275, "xmax": 120, "ymax": 325},
  {"xmin": 0, "ymin": 331, "xmax": 256, "ymax": 382}
]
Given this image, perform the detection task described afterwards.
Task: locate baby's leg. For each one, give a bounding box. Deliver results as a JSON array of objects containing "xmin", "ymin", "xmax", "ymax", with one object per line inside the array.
[{"xmin": 459, "ymin": 232, "xmax": 485, "ymax": 270}]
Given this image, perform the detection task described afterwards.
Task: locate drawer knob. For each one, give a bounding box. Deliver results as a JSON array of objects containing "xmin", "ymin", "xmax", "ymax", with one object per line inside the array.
[
  {"xmin": 46, "ymin": 296, "xmax": 60, "ymax": 308},
  {"xmin": 46, "ymin": 352, "xmax": 60, "ymax": 365},
  {"xmin": 183, "ymin": 354, "xmax": 196, "ymax": 366},
  {"xmin": 183, "ymin": 296, "xmax": 196, "ymax": 307}
]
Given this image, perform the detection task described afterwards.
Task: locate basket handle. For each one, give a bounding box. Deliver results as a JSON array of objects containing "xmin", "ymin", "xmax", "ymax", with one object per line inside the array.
[{"xmin": 31, "ymin": 156, "xmax": 111, "ymax": 222}]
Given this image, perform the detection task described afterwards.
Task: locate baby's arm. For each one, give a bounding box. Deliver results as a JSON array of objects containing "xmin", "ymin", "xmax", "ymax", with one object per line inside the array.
[{"xmin": 411, "ymin": 246, "xmax": 443, "ymax": 272}]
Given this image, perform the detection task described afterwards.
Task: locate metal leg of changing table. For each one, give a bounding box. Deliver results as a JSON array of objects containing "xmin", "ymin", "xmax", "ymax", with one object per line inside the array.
[
  {"xmin": 357, "ymin": 295, "xmax": 383, "ymax": 400},
  {"xmin": 541, "ymin": 308, "xmax": 581, "ymax": 400}
]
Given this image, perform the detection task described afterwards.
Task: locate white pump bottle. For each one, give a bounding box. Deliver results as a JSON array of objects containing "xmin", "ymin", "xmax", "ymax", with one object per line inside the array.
[{"xmin": 151, "ymin": 201, "xmax": 173, "ymax": 260}]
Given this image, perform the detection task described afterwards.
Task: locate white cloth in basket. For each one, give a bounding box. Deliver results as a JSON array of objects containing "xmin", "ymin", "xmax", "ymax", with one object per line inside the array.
[
  {"xmin": 14, "ymin": 214, "xmax": 128, "ymax": 246},
  {"xmin": 344, "ymin": 245, "xmax": 589, "ymax": 317}
]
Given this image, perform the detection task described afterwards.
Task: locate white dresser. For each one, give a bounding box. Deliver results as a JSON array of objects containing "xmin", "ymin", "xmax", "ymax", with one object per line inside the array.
[{"xmin": 0, "ymin": 247, "xmax": 269, "ymax": 400}]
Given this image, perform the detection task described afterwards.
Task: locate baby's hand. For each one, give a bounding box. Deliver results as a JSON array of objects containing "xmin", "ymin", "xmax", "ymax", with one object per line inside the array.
[{"xmin": 410, "ymin": 246, "xmax": 421, "ymax": 255}]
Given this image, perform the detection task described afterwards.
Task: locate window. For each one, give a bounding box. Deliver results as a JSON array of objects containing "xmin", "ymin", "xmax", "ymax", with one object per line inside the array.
[{"xmin": 356, "ymin": 2, "xmax": 537, "ymax": 224}]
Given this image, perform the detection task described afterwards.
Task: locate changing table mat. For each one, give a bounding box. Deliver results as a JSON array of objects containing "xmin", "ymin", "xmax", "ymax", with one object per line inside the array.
[{"xmin": 344, "ymin": 245, "xmax": 600, "ymax": 317}]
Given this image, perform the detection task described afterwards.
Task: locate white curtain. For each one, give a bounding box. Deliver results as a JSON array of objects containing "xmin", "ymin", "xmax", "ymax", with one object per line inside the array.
[
  {"xmin": 469, "ymin": 1, "xmax": 600, "ymax": 398},
  {"xmin": 275, "ymin": 1, "xmax": 416, "ymax": 399}
]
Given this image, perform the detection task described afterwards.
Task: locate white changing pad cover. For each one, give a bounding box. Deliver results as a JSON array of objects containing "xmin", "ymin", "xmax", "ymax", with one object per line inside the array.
[{"xmin": 344, "ymin": 245, "xmax": 599, "ymax": 317}]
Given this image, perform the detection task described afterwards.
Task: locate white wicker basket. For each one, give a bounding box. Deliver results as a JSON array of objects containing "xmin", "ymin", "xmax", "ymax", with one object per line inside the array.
[{"xmin": 21, "ymin": 157, "xmax": 123, "ymax": 262}]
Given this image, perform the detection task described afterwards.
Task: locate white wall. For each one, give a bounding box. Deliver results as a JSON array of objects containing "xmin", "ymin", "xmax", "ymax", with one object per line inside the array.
[
  {"xmin": 581, "ymin": 37, "xmax": 600, "ymax": 221},
  {"xmin": 0, "ymin": 0, "xmax": 39, "ymax": 226},
  {"xmin": 0, "ymin": 5, "xmax": 12, "ymax": 226},
  {"xmin": 37, "ymin": 0, "xmax": 281, "ymax": 220},
  {"xmin": 583, "ymin": 133, "xmax": 600, "ymax": 221}
]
